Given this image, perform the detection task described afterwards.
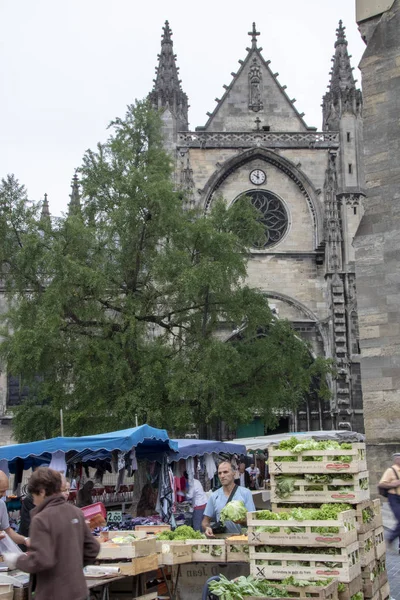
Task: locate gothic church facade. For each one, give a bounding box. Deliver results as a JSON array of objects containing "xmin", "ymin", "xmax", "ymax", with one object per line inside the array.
[{"xmin": 150, "ymin": 21, "xmax": 365, "ymax": 434}]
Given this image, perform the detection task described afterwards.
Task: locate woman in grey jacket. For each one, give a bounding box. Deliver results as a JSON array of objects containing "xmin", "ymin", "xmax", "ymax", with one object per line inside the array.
[{"xmin": 4, "ymin": 467, "xmax": 100, "ymax": 600}]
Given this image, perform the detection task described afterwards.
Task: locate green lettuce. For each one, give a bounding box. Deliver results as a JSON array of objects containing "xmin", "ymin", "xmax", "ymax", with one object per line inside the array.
[{"xmin": 220, "ymin": 500, "xmax": 248, "ymax": 525}]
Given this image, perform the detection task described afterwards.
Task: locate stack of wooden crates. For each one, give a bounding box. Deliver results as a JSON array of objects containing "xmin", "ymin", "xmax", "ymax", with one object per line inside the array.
[{"xmin": 247, "ymin": 441, "xmax": 389, "ymax": 600}]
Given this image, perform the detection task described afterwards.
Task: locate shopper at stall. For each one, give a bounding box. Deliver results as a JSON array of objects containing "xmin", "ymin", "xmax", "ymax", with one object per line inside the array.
[
  {"xmin": 184, "ymin": 472, "xmax": 208, "ymax": 531},
  {"xmin": 3, "ymin": 467, "xmax": 100, "ymax": 600},
  {"xmin": 0, "ymin": 471, "xmax": 30, "ymax": 548},
  {"xmin": 202, "ymin": 461, "xmax": 255, "ymax": 536},
  {"xmin": 235, "ymin": 463, "xmax": 251, "ymax": 488},
  {"xmin": 76, "ymin": 480, "xmax": 94, "ymax": 508},
  {"xmin": 246, "ymin": 463, "xmax": 260, "ymax": 489}
]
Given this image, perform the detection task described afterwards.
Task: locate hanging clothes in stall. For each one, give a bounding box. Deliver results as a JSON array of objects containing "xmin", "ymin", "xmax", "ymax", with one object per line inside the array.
[
  {"xmin": 48, "ymin": 450, "xmax": 67, "ymax": 474},
  {"xmin": 157, "ymin": 457, "xmax": 174, "ymax": 525}
]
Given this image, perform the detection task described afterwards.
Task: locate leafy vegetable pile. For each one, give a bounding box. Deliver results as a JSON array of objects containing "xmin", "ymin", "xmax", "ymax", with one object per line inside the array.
[
  {"xmin": 362, "ymin": 506, "xmax": 375, "ymax": 524},
  {"xmin": 208, "ymin": 574, "xmax": 287, "ymax": 599},
  {"xmin": 254, "ymin": 504, "xmax": 353, "ymax": 534},
  {"xmin": 274, "ymin": 438, "xmax": 353, "ymax": 463},
  {"xmin": 110, "ymin": 534, "xmax": 136, "ymax": 544},
  {"xmin": 208, "ymin": 575, "xmax": 333, "ymax": 600},
  {"xmin": 273, "ymin": 473, "xmax": 366, "ymax": 498},
  {"xmin": 157, "ymin": 525, "xmax": 205, "ymax": 540},
  {"xmin": 220, "ymin": 500, "xmax": 248, "ymax": 525},
  {"xmin": 192, "ymin": 544, "xmax": 224, "ymax": 557}
]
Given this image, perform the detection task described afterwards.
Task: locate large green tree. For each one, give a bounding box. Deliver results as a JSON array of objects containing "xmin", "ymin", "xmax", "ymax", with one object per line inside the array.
[{"xmin": 0, "ymin": 101, "xmax": 332, "ymax": 442}]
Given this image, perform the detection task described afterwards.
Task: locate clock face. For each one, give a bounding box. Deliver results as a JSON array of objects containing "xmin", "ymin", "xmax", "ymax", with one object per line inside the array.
[{"xmin": 249, "ymin": 169, "xmax": 266, "ymax": 185}]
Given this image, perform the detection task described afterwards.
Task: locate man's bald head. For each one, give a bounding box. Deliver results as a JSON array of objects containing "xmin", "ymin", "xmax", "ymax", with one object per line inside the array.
[{"xmin": 0, "ymin": 471, "xmax": 9, "ymax": 497}]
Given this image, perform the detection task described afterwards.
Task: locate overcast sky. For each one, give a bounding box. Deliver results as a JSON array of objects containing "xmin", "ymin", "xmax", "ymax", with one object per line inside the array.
[{"xmin": 1, "ymin": 1, "xmax": 365, "ymax": 215}]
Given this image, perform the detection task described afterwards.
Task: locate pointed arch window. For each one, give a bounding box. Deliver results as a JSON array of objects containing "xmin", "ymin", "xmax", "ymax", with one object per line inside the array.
[{"xmin": 235, "ymin": 189, "xmax": 289, "ymax": 249}]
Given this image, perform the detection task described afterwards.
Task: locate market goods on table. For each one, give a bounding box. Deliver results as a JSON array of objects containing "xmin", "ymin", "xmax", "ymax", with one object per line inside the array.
[
  {"xmin": 353, "ymin": 500, "xmax": 382, "ymax": 534},
  {"xmin": 270, "ymin": 473, "xmax": 369, "ymax": 504},
  {"xmin": 208, "ymin": 574, "xmax": 338, "ymax": 600},
  {"xmin": 220, "ymin": 500, "xmax": 248, "ymax": 525},
  {"xmin": 186, "ymin": 539, "xmax": 227, "ymax": 562},
  {"xmin": 156, "ymin": 540, "xmax": 193, "ymax": 565},
  {"xmin": 269, "ymin": 439, "xmax": 366, "ymax": 475},
  {"xmin": 98, "ymin": 553, "xmax": 159, "ymax": 576},
  {"xmin": 247, "ymin": 506, "xmax": 357, "ymax": 547},
  {"xmin": 249, "ymin": 541, "xmax": 360, "ymax": 583},
  {"xmin": 361, "ymin": 559, "xmax": 387, "ymax": 599},
  {"xmin": 226, "ymin": 535, "xmax": 249, "ymax": 562},
  {"xmin": 336, "ymin": 575, "xmax": 363, "ymax": 600},
  {"xmin": 373, "ymin": 528, "xmax": 385, "ymax": 560},
  {"xmin": 357, "ymin": 530, "xmax": 375, "ymax": 567},
  {"xmin": 97, "ymin": 535, "xmax": 156, "ymax": 560}
]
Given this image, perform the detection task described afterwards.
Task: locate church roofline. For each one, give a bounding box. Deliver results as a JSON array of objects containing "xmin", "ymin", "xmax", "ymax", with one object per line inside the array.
[{"xmin": 200, "ymin": 24, "xmax": 313, "ymax": 131}]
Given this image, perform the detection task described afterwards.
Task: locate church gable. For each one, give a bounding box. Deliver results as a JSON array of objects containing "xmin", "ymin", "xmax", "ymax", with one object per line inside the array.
[{"xmin": 202, "ymin": 25, "xmax": 311, "ymax": 133}]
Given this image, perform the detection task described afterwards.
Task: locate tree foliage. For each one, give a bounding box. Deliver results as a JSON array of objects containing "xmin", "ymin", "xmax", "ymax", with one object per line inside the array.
[{"xmin": 0, "ymin": 101, "xmax": 333, "ymax": 441}]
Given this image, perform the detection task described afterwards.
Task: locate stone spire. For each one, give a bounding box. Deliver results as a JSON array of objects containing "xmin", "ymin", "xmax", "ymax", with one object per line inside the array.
[
  {"xmin": 40, "ymin": 193, "xmax": 50, "ymax": 221},
  {"xmin": 149, "ymin": 20, "xmax": 188, "ymax": 131},
  {"xmin": 68, "ymin": 173, "xmax": 82, "ymax": 215},
  {"xmin": 322, "ymin": 20, "xmax": 362, "ymax": 131}
]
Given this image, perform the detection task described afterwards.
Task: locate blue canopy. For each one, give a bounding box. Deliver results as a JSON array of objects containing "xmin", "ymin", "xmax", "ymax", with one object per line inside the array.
[
  {"xmin": 170, "ymin": 439, "xmax": 246, "ymax": 461},
  {"xmin": 0, "ymin": 425, "xmax": 178, "ymax": 472}
]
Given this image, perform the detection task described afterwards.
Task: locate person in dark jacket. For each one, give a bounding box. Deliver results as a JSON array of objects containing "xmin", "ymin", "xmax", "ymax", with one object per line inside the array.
[
  {"xmin": 234, "ymin": 463, "xmax": 251, "ymax": 488},
  {"xmin": 77, "ymin": 480, "xmax": 94, "ymax": 508},
  {"xmin": 3, "ymin": 467, "xmax": 100, "ymax": 600},
  {"xmin": 17, "ymin": 493, "xmax": 35, "ymax": 551}
]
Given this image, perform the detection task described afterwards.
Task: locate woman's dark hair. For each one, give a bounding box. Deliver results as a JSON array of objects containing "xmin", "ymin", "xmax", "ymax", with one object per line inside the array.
[{"xmin": 28, "ymin": 467, "xmax": 62, "ymax": 497}]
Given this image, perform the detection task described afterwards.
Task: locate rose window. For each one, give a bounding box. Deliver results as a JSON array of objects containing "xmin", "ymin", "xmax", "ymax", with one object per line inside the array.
[{"xmin": 237, "ymin": 189, "xmax": 289, "ymax": 249}]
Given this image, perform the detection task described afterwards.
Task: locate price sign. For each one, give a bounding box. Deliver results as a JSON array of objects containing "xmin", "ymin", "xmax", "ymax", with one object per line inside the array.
[{"xmin": 107, "ymin": 510, "xmax": 123, "ymax": 524}]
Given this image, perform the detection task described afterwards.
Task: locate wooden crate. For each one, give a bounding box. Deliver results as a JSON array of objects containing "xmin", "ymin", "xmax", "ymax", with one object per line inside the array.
[
  {"xmin": 247, "ymin": 509, "xmax": 357, "ymax": 547},
  {"xmin": 362, "ymin": 568, "xmax": 388, "ymax": 599},
  {"xmin": 99, "ymin": 530, "xmax": 147, "ymax": 541},
  {"xmin": 269, "ymin": 443, "xmax": 366, "ymax": 475},
  {"xmin": 249, "ymin": 541, "xmax": 361, "ymax": 583},
  {"xmin": 245, "ymin": 579, "xmax": 338, "ymax": 600},
  {"xmin": 338, "ymin": 575, "xmax": 363, "ymax": 600},
  {"xmin": 98, "ymin": 536, "xmax": 157, "ymax": 559},
  {"xmin": 156, "ymin": 540, "xmax": 193, "ymax": 565},
  {"xmin": 135, "ymin": 524, "xmax": 170, "ymax": 534},
  {"xmin": 186, "ymin": 539, "xmax": 226, "ymax": 562},
  {"xmin": 374, "ymin": 527, "xmax": 385, "ymax": 559},
  {"xmin": 380, "ymin": 581, "xmax": 390, "ymax": 600},
  {"xmin": 355, "ymin": 500, "xmax": 383, "ymax": 534},
  {"xmin": 99, "ymin": 553, "xmax": 159, "ymax": 576},
  {"xmin": 358, "ymin": 530, "xmax": 375, "ymax": 567},
  {"xmin": 270, "ymin": 472, "xmax": 369, "ymax": 504},
  {"xmin": 226, "ymin": 538, "xmax": 249, "ymax": 562}
]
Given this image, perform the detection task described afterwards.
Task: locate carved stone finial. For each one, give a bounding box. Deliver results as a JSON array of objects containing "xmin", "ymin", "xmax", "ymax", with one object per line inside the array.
[
  {"xmin": 254, "ymin": 117, "xmax": 261, "ymax": 131},
  {"xmin": 40, "ymin": 193, "xmax": 50, "ymax": 220},
  {"xmin": 149, "ymin": 21, "xmax": 189, "ymax": 131},
  {"xmin": 248, "ymin": 22, "xmax": 260, "ymax": 48},
  {"xmin": 335, "ymin": 19, "xmax": 347, "ymax": 47}
]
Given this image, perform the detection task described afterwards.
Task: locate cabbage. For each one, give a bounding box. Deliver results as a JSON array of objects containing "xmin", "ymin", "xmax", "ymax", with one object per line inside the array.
[{"xmin": 220, "ymin": 500, "xmax": 248, "ymax": 525}]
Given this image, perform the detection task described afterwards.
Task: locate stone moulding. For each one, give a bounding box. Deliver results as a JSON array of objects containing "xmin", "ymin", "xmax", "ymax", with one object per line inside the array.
[{"xmin": 177, "ymin": 131, "xmax": 339, "ymax": 149}]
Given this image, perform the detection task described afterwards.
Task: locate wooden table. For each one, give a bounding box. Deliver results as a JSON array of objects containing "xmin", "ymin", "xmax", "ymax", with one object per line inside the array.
[{"xmin": 86, "ymin": 575, "xmax": 126, "ymax": 600}]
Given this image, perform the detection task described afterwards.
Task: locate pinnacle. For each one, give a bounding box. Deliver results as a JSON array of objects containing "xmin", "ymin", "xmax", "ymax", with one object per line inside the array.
[
  {"xmin": 335, "ymin": 19, "xmax": 348, "ymax": 47},
  {"xmin": 40, "ymin": 193, "xmax": 50, "ymax": 219},
  {"xmin": 161, "ymin": 20, "xmax": 173, "ymax": 45},
  {"xmin": 149, "ymin": 21, "xmax": 188, "ymax": 130},
  {"xmin": 328, "ymin": 20, "xmax": 355, "ymax": 93},
  {"xmin": 68, "ymin": 173, "xmax": 82, "ymax": 215},
  {"xmin": 248, "ymin": 22, "xmax": 260, "ymax": 49}
]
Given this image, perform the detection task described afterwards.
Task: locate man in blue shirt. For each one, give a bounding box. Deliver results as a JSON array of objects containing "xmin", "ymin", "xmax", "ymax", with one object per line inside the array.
[{"xmin": 202, "ymin": 461, "xmax": 255, "ymax": 536}]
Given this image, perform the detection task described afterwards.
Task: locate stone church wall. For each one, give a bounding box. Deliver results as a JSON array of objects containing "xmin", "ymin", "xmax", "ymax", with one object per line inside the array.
[{"xmin": 355, "ymin": 0, "xmax": 400, "ymax": 488}]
